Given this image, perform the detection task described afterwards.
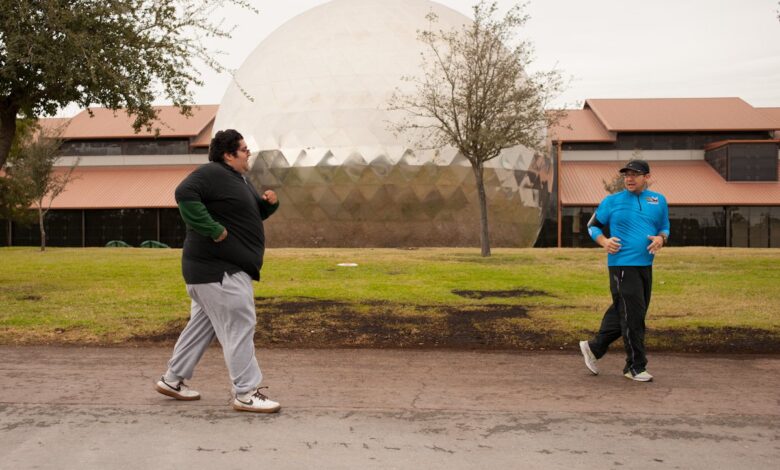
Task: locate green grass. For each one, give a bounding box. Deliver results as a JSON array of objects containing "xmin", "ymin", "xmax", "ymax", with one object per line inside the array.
[{"xmin": 1, "ymin": 246, "xmax": 779, "ymax": 351}]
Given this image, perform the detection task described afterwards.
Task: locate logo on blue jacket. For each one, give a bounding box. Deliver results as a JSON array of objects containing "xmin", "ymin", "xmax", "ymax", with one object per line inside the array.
[{"xmin": 646, "ymin": 196, "xmax": 659, "ymax": 204}]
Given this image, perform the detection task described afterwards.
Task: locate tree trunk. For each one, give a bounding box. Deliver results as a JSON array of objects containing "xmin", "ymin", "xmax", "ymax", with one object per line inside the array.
[
  {"xmin": 38, "ymin": 204, "xmax": 46, "ymax": 252},
  {"xmin": 471, "ymin": 163, "xmax": 491, "ymax": 257},
  {"xmin": 0, "ymin": 101, "xmax": 20, "ymax": 169}
]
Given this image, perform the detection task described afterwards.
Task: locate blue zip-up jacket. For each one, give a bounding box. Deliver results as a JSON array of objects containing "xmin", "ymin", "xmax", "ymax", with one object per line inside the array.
[{"xmin": 588, "ymin": 189, "xmax": 670, "ymax": 266}]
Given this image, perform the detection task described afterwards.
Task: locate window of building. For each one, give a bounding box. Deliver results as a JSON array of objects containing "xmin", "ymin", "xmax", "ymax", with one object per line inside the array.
[
  {"xmin": 668, "ymin": 207, "xmax": 726, "ymax": 247},
  {"xmin": 0, "ymin": 219, "xmax": 9, "ymax": 246},
  {"xmin": 84, "ymin": 209, "xmax": 158, "ymax": 246},
  {"xmin": 561, "ymin": 207, "xmax": 598, "ymax": 248},
  {"xmin": 159, "ymin": 209, "xmax": 187, "ymax": 248},
  {"xmin": 43, "ymin": 210, "xmax": 83, "ymax": 247},
  {"xmin": 729, "ymin": 206, "xmax": 777, "ymax": 248},
  {"xmin": 771, "ymin": 207, "xmax": 780, "ymax": 248}
]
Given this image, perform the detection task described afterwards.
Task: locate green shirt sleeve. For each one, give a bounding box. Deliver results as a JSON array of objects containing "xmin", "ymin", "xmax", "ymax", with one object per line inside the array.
[{"xmin": 178, "ymin": 201, "xmax": 225, "ymax": 239}]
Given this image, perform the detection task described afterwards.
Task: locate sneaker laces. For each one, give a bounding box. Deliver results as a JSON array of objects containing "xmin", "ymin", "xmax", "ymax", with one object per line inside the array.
[
  {"xmin": 251, "ymin": 386, "xmax": 271, "ymax": 401},
  {"xmin": 231, "ymin": 386, "xmax": 272, "ymax": 405}
]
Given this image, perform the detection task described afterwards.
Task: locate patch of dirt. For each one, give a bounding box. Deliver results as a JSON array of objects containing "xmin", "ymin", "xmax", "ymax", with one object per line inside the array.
[
  {"xmin": 131, "ymin": 297, "xmax": 541, "ymax": 349},
  {"xmin": 125, "ymin": 298, "xmax": 780, "ymax": 353},
  {"xmin": 648, "ymin": 327, "xmax": 780, "ymax": 354},
  {"xmin": 452, "ymin": 289, "xmax": 551, "ymax": 299},
  {"xmin": 18, "ymin": 295, "xmax": 42, "ymax": 301},
  {"xmin": 249, "ymin": 296, "xmax": 535, "ymax": 349}
]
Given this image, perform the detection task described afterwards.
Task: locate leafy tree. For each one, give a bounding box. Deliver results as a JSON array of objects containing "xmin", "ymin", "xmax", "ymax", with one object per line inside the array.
[
  {"xmin": 0, "ymin": 0, "xmax": 256, "ymax": 169},
  {"xmin": 389, "ymin": 1, "xmax": 565, "ymax": 256},
  {"xmin": 6, "ymin": 122, "xmax": 77, "ymax": 251},
  {"xmin": 0, "ymin": 118, "xmax": 38, "ymax": 224}
]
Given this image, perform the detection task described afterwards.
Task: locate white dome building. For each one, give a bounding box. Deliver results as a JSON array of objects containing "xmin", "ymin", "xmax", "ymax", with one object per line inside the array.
[{"xmin": 215, "ymin": 0, "xmax": 552, "ymax": 247}]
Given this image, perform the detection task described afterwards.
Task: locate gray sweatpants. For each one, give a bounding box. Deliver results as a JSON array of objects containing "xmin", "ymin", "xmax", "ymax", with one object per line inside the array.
[{"xmin": 165, "ymin": 271, "xmax": 262, "ymax": 395}]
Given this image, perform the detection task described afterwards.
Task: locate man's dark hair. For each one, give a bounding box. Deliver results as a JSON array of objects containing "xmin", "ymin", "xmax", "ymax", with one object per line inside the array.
[{"xmin": 208, "ymin": 129, "xmax": 244, "ymax": 162}]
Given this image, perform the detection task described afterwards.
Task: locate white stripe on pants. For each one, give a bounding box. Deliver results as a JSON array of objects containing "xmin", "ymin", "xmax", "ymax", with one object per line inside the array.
[{"xmin": 166, "ymin": 271, "xmax": 262, "ymax": 395}]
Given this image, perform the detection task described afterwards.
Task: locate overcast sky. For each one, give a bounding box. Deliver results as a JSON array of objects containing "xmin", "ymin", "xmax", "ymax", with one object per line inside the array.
[{"xmin": 59, "ymin": 0, "xmax": 780, "ymax": 116}]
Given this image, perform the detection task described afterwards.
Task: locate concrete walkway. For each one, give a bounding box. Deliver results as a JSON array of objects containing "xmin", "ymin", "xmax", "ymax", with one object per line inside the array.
[{"xmin": 1, "ymin": 346, "xmax": 778, "ymax": 469}]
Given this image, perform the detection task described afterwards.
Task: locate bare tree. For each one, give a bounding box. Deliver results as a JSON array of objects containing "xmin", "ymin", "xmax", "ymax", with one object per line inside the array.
[
  {"xmin": 602, "ymin": 150, "xmax": 651, "ymax": 194},
  {"xmin": 389, "ymin": 1, "xmax": 565, "ymax": 256},
  {"xmin": 7, "ymin": 124, "xmax": 78, "ymax": 251},
  {"xmin": 602, "ymin": 172, "xmax": 625, "ymax": 195}
]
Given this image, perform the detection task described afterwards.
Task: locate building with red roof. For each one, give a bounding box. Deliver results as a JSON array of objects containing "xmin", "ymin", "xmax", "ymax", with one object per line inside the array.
[
  {"xmin": 543, "ymin": 97, "xmax": 780, "ymax": 248},
  {"xmin": 2, "ymin": 98, "xmax": 779, "ymax": 248}
]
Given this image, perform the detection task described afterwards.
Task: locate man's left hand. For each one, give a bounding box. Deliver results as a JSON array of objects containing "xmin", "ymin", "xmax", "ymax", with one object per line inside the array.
[
  {"xmin": 647, "ymin": 235, "xmax": 664, "ymax": 254},
  {"xmin": 262, "ymin": 190, "xmax": 278, "ymax": 205}
]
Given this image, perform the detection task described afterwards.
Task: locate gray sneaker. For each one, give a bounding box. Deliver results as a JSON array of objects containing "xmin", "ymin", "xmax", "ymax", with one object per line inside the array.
[
  {"xmin": 233, "ymin": 386, "xmax": 281, "ymax": 413},
  {"xmin": 155, "ymin": 377, "xmax": 201, "ymax": 400},
  {"xmin": 579, "ymin": 341, "xmax": 599, "ymax": 375},
  {"xmin": 624, "ymin": 370, "xmax": 653, "ymax": 382}
]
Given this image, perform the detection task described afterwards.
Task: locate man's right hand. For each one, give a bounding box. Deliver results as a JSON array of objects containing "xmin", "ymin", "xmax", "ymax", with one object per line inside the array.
[
  {"xmin": 214, "ymin": 228, "xmax": 228, "ymax": 243},
  {"xmin": 599, "ymin": 236, "xmax": 622, "ymax": 254}
]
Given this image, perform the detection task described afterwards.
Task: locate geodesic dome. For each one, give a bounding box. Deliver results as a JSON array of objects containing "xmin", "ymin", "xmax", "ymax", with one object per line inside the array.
[{"xmin": 215, "ymin": 0, "xmax": 551, "ymax": 247}]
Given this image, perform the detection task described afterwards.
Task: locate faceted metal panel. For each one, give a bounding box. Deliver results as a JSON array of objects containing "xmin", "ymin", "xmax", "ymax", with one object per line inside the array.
[
  {"xmin": 248, "ymin": 147, "xmax": 552, "ymax": 247},
  {"xmin": 218, "ymin": 0, "xmax": 550, "ymax": 246}
]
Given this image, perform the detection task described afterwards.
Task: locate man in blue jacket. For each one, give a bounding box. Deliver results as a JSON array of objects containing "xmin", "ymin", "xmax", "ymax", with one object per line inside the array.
[{"xmin": 579, "ymin": 159, "xmax": 669, "ymax": 382}]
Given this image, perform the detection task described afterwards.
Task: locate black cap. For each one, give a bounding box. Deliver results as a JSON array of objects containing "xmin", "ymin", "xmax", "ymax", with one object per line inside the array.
[{"xmin": 619, "ymin": 159, "xmax": 650, "ymax": 174}]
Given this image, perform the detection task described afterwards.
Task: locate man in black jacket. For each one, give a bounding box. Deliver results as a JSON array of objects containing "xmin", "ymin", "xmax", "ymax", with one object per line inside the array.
[{"xmin": 154, "ymin": 129, "xmax": 281, "ymax": 413}]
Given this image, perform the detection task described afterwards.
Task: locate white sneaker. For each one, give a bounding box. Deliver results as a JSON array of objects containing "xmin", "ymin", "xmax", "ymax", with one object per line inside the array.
[
  {"xmin": 155, "ymin": 377, "xmax": 201, "ymax": 400},
  {"xmin": 579, "ymin": 341, "xmax": 599, "ymax": 375},
  {"xmin": 624, "ymin": 370, "xmax": 653, "ymax": 382},
  {"xmin": 233, "ymin": 386, "xmax": 281, "ymax": 413}
]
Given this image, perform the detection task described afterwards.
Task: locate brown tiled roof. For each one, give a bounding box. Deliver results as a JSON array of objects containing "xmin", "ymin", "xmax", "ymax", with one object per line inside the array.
[
  {"xmin": 757, "ymin": 107, "xmax": 780, "ymax": 133},
  {"xmin": 561, "ymin": 161, "xmax": 780, "ymax": 206},
  {"xmin": 37, "ymin": 117, "xmax": 71, "ymax": 137},
  {"xmin": 549, "ymin": 109, "xmax": 615, "ymax": 142},
  {"xmin": 63, "ymin": 105, "xmax": 218, "ymax": 140},
  {"xmin": 44, "ymin": 166, "xmax": 198, "ymax": 209},
  {"xmin": 584, "ymin": 98, "xmax": 775, "ymax": 132},
  {"xmin": 191, "ymin": 119, "xmax": 214, "ymax": 148}
]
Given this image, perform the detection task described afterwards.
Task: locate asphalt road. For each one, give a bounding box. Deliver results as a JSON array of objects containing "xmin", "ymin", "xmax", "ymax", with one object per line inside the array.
[{"xmin": 0, "ymin": 346, "xmax": 778, "ymax": 469}]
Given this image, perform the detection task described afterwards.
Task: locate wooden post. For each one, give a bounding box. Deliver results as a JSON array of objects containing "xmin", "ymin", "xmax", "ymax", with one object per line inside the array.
[{"xmin": 556, "ymin": 141, "xmax": 563, "ymax": 248}]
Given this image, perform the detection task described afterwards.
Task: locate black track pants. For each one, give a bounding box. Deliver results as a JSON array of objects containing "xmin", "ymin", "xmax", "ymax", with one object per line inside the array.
[{"xmin": 588, "ymin": 266, "xmax": 653, "ymax": 374}]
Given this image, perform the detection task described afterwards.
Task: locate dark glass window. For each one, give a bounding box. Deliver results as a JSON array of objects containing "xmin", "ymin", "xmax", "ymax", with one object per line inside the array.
[
  {"xmin": 728, "ymin": 144, "xmax": 778, "ymax": 181},
  {"xmin": 84, "ymin": 209, "xmax": 157, "ymax": 247},
  {"xmin": 749, "ymin": 207, "xmax": 770, "ymax": 248},
  {"xmin": 704, "ymin": 146, "xmax": 728, "ymax": 179},
  {"xmin": 770, "ymin": 207, "xmax": 780, "ymax": 248},
  {"xmin": 41, "ymin": 210, "xmax": 83, "ymax": 246},
  {"xmin": 668, "ymin": 206, "xmax": 726, "ymax": 247},
  {"xmin": 0, "ymin": 219, "xmax": 9, "ymax": 246},
  {"xmin": 730, "ymin": 207, "xmax": 749, "ymax": 247},
  {"xmin": 11, "ymin": 219, "xmax": 40, "ymax": 246},
  {"xmin": 159, "ymin": 208, "xmax": 187, "ymax": 248},
  {"xmin": 561, "ymin": 206, "xmax": 599, "ymax": 247},
  {"xmin": 728, "ymin": 206, "xmax": 774, "ymax": 248},
  {"xmin": 60, "ymin": 138, "xmax": 191, "ymax": 156},
  {"xmin": 561, "ymin": 131, "xmax": 772, "ymax": 151}
]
